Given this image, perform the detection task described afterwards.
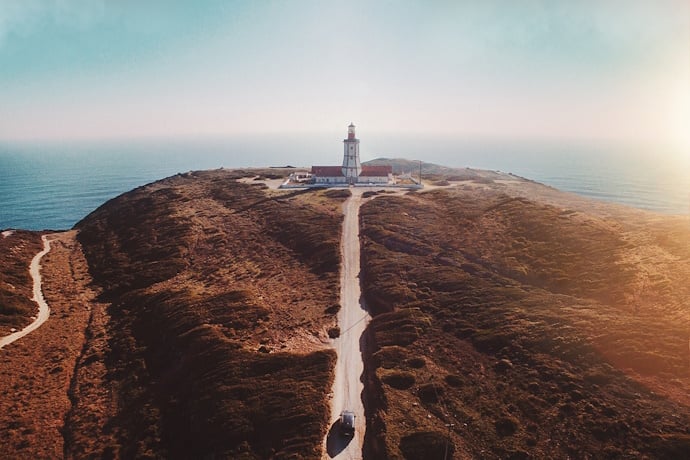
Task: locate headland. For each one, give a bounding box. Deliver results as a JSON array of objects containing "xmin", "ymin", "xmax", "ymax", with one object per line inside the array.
[{"xmin": 0, "ymin": 161, "xmax": 689, "ymax": 459}]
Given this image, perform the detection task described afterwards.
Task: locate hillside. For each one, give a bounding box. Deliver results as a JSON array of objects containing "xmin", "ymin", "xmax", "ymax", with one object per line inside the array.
[
  {"xmin": 2, "ymin": 163, "xmax": 690, "ymax": 459},
  {"xmin": 364, "ymin": 158, "xmax": 515, "ymax": 183},
  {"xmin": 69, "ymin": 169, "xmax": 347, "ymax": 459},
  {"xmin": 0, "ymin": 231, "xmax": 44, "ymax": 331},
  {"xmin": 359, "ymin": 182, "xmax": 690, "ymax": 459}
]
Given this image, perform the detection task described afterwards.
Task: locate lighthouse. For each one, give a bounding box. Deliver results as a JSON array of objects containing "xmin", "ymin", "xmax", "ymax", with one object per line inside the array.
[
  {"xmin": 308, "ymin": 123, "xmax": 392, "ymax": 186},
  {"xmin": 341, "ymin": 123, "xmax": 362, "ymax": 184}
]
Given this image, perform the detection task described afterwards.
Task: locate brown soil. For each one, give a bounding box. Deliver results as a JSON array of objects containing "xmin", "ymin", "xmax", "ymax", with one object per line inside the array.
[
  {"xmin": 0, "ymin": 231, "xmax": 96, "ymax": 458},
  {"xmin": 360, "ymin": 180, "xmax": 690, "ymax": 459},
  {"xmin": 0, "ymin": 230, "xmax": 44, "ymax": 331},
  {"xmin": 4, "ymin": 162, "xmax": 690, "ymax": 459},
  {"xmin": 70, "ymin": 169, "xmax": 345, "ymax": 459},
  {"xmin": 1, "ymin": 168, "xmax": 346, "ymax": 459}
]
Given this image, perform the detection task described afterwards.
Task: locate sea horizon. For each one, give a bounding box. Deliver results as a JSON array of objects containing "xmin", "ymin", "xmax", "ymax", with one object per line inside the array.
[{"xmin": 1, "ymin": 136, "xmax": 688, "ymax": 231}]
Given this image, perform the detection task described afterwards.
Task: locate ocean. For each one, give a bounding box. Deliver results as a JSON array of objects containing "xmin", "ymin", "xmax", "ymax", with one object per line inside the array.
[{"xmin": 1, "ymin": 136, "xmax": 688, "ymax": 231}]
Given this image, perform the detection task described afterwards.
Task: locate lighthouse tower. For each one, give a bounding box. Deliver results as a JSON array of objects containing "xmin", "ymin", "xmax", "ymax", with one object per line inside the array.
[{"xmin": 341, "ymin": 123, "xmax": 362, "ymax": 184}]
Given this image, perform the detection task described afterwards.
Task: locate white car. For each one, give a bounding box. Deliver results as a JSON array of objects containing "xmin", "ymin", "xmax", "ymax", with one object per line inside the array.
[{"xmin": 340, "ymin": 410, "xmax": 355, "ymax": 437}]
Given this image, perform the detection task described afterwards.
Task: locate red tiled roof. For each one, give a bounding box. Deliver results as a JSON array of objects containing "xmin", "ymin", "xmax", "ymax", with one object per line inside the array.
[
  {"xmin": 311, "ymin": 166, "xmax": 344, "ymax": 177},
  {"xmin": 360, "ymin": 165, "xmax": 392, "ymax": 177},
  {"xmin": 311, "ymin": 165, "xmax": 392, "ymax": 177}
]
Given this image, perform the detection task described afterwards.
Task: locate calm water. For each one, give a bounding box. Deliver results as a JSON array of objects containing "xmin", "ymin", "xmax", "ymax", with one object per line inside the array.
[{"xmin": 1, "ymin": 136, "xmax": 688, "ymax": 230}]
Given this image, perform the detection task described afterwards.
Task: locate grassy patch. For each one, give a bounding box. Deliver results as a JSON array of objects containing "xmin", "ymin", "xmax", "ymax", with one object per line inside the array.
[
  {"xmin": 359, "ymin": 186, "xmax": 690, "ymax": 458},
  {"xmin": 73, "ymin": 169, "xmax": 343, "ymax": 458},
  {"xmin": 0, "ymin": 231, "xmax": 43, "ymax": 329},
  {"xmin": 399, "ymin": 431, "xmax": 452, "ymax": 460},
  {"xmin": 380, "ymin": 370, "xmax": 416, "ymax": 390}
]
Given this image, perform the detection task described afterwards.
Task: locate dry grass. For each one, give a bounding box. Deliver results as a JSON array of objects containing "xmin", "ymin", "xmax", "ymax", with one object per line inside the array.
[
  {"xmin": 0, "ymin": 231, "xmax": 99, "ymax": 458},
  {"xmin": 70, "ymin": 169, "xmax": 346, "ymax": 458},
  {"xmin": 5, "ymin": 161, "xmax": 690, "ymax": 459},
  {"xmin": 360, "ymin": 184, "xmax": 690, "ymax": 459},
  {"xmin": 0, "ymin": 230, "xmax": 43, "ymax": 330}
]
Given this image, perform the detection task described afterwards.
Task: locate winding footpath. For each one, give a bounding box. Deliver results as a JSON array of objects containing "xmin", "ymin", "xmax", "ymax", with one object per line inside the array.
[
  {"xmin": 0, "ymin": 235, "xmax": 52, "ymax": 350},
  {"xmin": 324, "ymin": 189, "xmax": 370, "ymax": 460}
]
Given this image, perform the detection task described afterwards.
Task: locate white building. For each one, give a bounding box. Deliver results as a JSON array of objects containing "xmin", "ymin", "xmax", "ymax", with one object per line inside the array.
[{"xmin": 311, "ymin": 123, "xmax": 392, "ymax": 185}]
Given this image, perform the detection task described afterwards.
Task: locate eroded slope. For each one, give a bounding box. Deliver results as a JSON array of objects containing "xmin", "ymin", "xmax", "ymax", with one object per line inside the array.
[
  {"xmin": 360, "ymin": 185, "xmax": 690, "ymax": 459},
  {"xmin": 0, "ymin": 230, "xmax": 44, "ymax": 331},
  {"xmin": 72, "ymin": 170, "xmax": 346, "ymax": 459},
  {"xmin": 0, "ymin": 231, "xmax": 96, "ymax": 458}
]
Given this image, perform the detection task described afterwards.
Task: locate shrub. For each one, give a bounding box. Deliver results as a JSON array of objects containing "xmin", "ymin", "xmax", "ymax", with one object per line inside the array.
[
  {"xmin": 493, "ymin": 359, "xmax": 514, "ymax": 373},
  {"xmin": 471, "ymin": 330, "xmax": 512, "ymax": 353},
  {"xmin": 399, "ymin": 431, "xmax": 452, "ymax": 460},
  {"xmin": 495, "ymin": 416, "xmax": 519, "ymax": 437},
  {"xmin": 324, "ymin": 304, "xmax": 340, "ymax": 315},
  {"xmin": 417, "ymin": 383, "xmax": 443, "ymax": 404},
  {"xmin": 374, "ymin": 346, "xmax": 408, "ymax": 369},
  {"xmin": 647, "ymin": 434, "xmax": 690, "ymax": 459},
  {"xmin": 406, "ymin": 357, "xmax": 426, "ymax": 369},
  {"xmin": 323, "ymin": 189, "xmax": 351, "ymax": 199},
  {"xmin": 444, "ymin": 374, "xmax": 462, "ymax": 387},
  {"xmin": 381, "ymin": 371, "xmax": 416, "ymax": 390}
]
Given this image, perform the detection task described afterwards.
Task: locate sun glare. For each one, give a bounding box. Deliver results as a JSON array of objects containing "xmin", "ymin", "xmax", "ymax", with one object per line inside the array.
[
  {"xmin": 674, "ymin": 85, "xmax": 690, "ymax": 149},
  {"xmin": 664, "ymin": 77, "xmax": 690, "ymax": 171}
]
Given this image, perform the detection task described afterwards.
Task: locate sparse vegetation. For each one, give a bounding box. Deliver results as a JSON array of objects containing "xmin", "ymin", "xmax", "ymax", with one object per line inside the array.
[
  {"xmin": 4, "ymin": 163, "xmax": 690, "ymax": 459},
  {"xmin": 0, "ymin": 231, "xmax": 43, "ymax": 330},
  {"xmin": 360, "ymin": 184, "xmax": 690, "ymax": 458},
  {"xmin": 399, "ymin": 431, "xmax": 452, "ymax": 460},
  {"xmin": 70, "ymin": 169, "xmax": 346, "ymax": 458}
]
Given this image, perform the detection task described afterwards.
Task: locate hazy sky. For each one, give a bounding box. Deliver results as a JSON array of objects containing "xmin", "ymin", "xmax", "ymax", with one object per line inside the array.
[{"xmin": 0, "ymin": 0, "xmax": 688, "ymax": 146}]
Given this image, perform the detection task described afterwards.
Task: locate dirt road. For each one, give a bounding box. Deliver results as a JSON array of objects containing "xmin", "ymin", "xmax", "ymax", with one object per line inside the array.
[
  {"xmin": 324, "ymin": 189, "xmax": 370, "ymax": 460},
  {"xmin": 0, "ymin": 234, "xmax": 52, "ymax": 350}
]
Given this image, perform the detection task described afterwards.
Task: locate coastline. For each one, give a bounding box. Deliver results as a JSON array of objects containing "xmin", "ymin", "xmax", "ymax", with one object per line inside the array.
[
  {"xmin": 2, "ymin": 141, "xmax": 689, "ymax": 230},
  {"xmin": 0, "ymin": 167, "xmax": 688, "ymax": 457}
]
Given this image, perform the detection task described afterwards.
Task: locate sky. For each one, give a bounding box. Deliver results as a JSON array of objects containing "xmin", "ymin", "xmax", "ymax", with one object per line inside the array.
[{"xmin": 0, "ymin": 0, "xmax": 688, "ymax": 147}]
